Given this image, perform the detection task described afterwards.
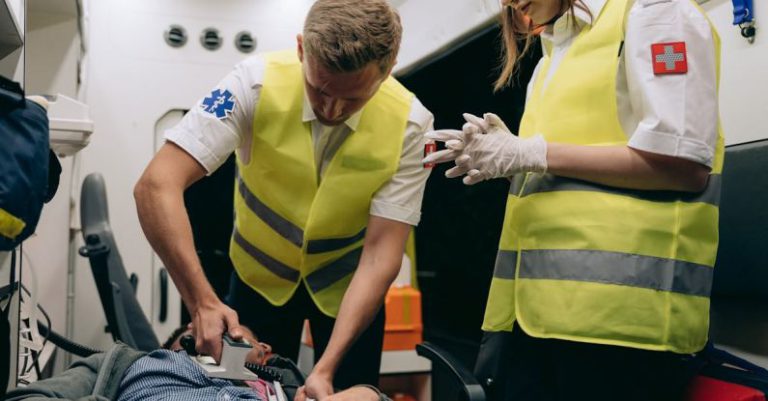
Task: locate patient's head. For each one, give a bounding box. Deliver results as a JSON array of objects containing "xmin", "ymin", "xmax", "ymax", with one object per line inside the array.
[{"xmin": 162, "ymin": 325, "xmax": 273, "ymax": 365}]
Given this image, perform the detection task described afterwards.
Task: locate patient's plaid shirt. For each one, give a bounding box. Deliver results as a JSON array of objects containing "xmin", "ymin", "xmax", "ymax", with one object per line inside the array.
[{"xmin": 117, "ymin": 350, "xmax": 265, "ymax": 401}]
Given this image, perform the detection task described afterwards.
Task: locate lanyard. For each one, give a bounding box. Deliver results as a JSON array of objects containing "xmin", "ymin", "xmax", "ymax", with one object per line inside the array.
[
  {"xmin": 732, "ymin": 0, "xmax": 756, "ymax": 43},
  {"xmin": 732, "ymin": 0, "xmax": 754, "ymax": 25}
]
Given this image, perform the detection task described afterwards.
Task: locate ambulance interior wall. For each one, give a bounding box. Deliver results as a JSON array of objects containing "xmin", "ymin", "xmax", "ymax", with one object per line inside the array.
[
  {"xmin": 20, "ymin": 1, "xmax": 83, "ymax": 375},
  {"xmin": 0, "ymin": 0, "xmax": 24, "ymax": 82},
  {"xmin": 0, "ymin": 0, "xmax": 23, "ymax": 388},
  {"xmin": 702, "ymin": 0, "xmax": 768, "ymax": 146},
  {"xmin": 0, "ymin": 0, "xmax": 80, "ymax": 381},
  {"xmin": 395, "ymin": 0, "xmax": 500, "ymax": 73}
]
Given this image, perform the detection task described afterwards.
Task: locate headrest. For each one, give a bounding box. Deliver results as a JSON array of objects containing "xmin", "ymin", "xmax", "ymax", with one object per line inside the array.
[{"xmin": 712, "ymin": 139, "xmax": 768, "ymax": 301}]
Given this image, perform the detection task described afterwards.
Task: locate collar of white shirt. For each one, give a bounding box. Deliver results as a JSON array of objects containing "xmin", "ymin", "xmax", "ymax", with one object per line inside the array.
[
  {"xmin": 302, "ymin": 93, "xmax": 363, "ymax": 131},
  {"xmin": 541, "ymin": 0, "xmax": 608, "ymax": 45}
]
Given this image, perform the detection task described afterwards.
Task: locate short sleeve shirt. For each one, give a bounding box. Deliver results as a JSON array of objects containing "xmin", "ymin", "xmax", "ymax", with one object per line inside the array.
[{"xmin": 166, "ymin": 55, "xmax": 435, "ymax": 226}]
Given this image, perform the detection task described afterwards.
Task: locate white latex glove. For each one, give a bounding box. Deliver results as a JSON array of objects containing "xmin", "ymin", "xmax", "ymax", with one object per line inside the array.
[
  {"xmin": 420, "ymin": 121, "xmax": 480, "ymax": 166},
  {"xmin": 424, "ymin": 113, "xmax": 547, "ymax": 185}
]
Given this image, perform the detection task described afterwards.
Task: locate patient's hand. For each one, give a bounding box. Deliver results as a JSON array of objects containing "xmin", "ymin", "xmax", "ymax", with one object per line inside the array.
[
  {"xmin": 295, "ymin": 385, "xmax": 379, "ymax": 401},
  {"xmin": 325, "ymin": 387, "xmax": 380, "ymax": 401},
  {"xmin": 296, "ymin": 371, "xmax": 334, "ymax": 401}
]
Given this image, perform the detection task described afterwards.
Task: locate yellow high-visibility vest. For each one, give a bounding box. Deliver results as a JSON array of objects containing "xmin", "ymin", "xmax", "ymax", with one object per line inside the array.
[
  {"xmin": 230, "ymin": 50, "xmax": 414, "ymax": 317},
  {"xmin": 483, "ymin": 0, "xmax": 724, "ymax": 354}
]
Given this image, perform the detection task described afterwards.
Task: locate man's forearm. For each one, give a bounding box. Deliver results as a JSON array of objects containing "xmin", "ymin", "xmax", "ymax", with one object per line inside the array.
[
  {"xmin": 313, "ymin": 258, "xmax": 399, "ymax": 376},
  {"xmin": 312, "ymin": 216, "xmax": 410, "ymax": 377},
  {"xmin": 134, "ymin": 179, "xmax": 217, "ymax": 312}
]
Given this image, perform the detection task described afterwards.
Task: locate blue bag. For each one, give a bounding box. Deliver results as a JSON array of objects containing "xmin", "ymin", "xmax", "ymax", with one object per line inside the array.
[{"xmin": 0, "ymin": 76, "xmax": 52, "ymax": 250}]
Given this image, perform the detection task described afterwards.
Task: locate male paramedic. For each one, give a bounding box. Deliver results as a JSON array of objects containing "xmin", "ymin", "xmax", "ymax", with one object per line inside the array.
[{"xmin": 134, "ymin": 0, "xmax": 433, "ymax": 399}]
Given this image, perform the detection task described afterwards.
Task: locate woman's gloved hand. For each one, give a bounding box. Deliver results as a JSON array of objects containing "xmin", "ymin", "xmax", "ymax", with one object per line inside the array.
[{"xmin": 423, "ymin": 112, "xmax": 548, "ymax": 185}]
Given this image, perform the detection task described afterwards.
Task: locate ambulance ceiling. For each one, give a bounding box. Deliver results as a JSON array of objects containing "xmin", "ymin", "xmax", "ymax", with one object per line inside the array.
[{"xmin": 394, "ymin": 0, "xmax": 501, "ymax": 74}]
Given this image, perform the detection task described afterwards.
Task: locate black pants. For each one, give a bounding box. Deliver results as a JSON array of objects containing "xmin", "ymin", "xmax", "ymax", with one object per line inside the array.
[
  {"xmin": 474, "ymin": 324, "xmax": 701, "ymax": 401},
  {"xmin": 226, "ymin": 272, "xmax": 385, "ymax": 389}
]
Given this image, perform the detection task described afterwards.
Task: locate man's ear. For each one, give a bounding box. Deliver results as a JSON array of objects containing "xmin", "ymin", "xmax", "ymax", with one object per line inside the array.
[{"xmin": 296, "ymin": 34, "xmax": 304, "ymax": 62}]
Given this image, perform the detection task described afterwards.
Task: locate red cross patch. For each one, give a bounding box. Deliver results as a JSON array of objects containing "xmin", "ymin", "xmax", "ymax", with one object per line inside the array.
[{"xmin": 651, "ymin": 42, "xmax": 688, "ymax": 75}]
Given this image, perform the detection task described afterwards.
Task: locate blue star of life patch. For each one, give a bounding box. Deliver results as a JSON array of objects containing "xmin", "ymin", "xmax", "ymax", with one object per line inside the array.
[{"xmin": 201, "ymin": 89, "xmax": 236, "ymax": 119}]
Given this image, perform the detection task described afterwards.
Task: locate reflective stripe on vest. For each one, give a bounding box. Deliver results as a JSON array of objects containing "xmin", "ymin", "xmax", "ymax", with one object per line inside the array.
[
  {"xmin": 233, "ymin": 228, "xmax": 300, "ymax": 282},
  {"xmin": 230, "ymin": 50, "xmax": 413, "ymax": 316},
  {"xmin": 307, "ymin": 228, "xmax": 367, "ymax": 254},
  {"xmin": 0, "ymin": 207, "xmax": 25, "ymax": 240},
  {"xmin": 493, "ymin": 249, "xmax": 713, "ymax": 297},
  {"xmin": 234, "ymin": 225, "xmax": 363, "ymax": 293},
  {"xmin": 482, "ymin": 0, "xmax": 725, "ymax": 354},
  {"xmin": 238, "ymin": 177, "xmax": 304, "ymax": 248},
  {"xmin": 238, "ymin": 176, "xmax": 367, "ymax": 254},
  {"xmin": 305, "ymin": 247, "xmax": 363, "ymax": 293}
]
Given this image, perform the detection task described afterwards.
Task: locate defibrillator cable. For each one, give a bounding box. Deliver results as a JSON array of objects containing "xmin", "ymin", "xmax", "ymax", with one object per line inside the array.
[
  {"xmin": 36, "ymin": 320, "xmax": 102, "ymax": 358},
  {"xmin": 31, "ymin": 290, "xmax": 102, "ymax": 359}
]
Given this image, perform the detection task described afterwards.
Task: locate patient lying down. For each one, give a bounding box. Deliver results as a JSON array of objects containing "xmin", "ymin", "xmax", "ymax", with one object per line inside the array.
[
  {"xmin": 5, "ymin": 325, "xmax": 390, "ymax": 401},
  {"xmin": 115, "ymin": 325, "xmax": 391, "ymax": 401}
]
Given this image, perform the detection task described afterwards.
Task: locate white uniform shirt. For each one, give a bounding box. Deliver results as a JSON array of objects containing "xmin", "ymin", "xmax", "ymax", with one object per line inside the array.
[
  {"xmin": 166, "ymin": 55, "xmax": 435, "ymax": 226},
  {"xmin": 529, "ymin": 0, "xmax": 718, "ymax": 167}
]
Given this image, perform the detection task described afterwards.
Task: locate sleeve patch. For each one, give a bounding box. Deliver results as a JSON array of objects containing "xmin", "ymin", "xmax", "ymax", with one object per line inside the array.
[
  {"xmin": 423, "ymin": 142, "xmax": 436, "ymax": 169},
  {"xmin": 201, "ymin": 89, "xmax": 236, "ymax": 119},
  {"xmin": 651, "ymin": 42, "xmax": 688, "ymax": 75}
]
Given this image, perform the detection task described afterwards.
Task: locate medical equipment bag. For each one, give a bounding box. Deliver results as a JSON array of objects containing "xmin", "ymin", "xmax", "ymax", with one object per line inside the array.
[
  {"xmin": 0, "ymin": 75, "xmax": 53, "ymax": 251},
  {"xmin": 687, "ymin": 343, "xmax": 768, "ymax": 400}
]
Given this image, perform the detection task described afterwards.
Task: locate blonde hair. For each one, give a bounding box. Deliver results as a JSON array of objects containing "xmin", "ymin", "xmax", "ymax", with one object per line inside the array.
[
  {"xmin": 494, "ymin": 0, "xmax": 591, "ymax": 91},
  {"xmin": 303, "ymin": 0, "xmax": 403, "ymax": 75}
]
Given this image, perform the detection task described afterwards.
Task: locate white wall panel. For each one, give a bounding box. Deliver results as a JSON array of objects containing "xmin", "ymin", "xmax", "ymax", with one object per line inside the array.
[
  {"xmin": 22, "ymin": 156, "xmax": 76, "ymax": 340},
  {"xmin": 25, "ymin": 10, "xmax": 79, "ymax": 97},
  {"xmin": 8, "ymin": 0, "xmax": 21, "ymax": 22},
  {"xmin": 702, "ymin": 0, "xmax": 768, "ymax": 145},
  {"xmin": 0, "ymin": 0, "xmax": 24, "ymax": 82}
]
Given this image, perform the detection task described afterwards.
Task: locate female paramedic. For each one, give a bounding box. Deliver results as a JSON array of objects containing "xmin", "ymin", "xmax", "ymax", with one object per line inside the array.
[{"xmin": 424, "ymin": 0, "xmax": 723, "ymax": 400}]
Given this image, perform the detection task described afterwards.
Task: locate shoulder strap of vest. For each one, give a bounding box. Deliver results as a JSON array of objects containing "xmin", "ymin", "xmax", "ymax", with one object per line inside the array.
[
  {"xmin": 265, "ymin": 49, "xmax": 301, "ymax": 67},
  {"xmin": 540, "ymin": 0, "xmax": 636, "ymax": 56},
  {"xmin": 379, "ymin": 76, "xmax": 414, "ymax": 109}
]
